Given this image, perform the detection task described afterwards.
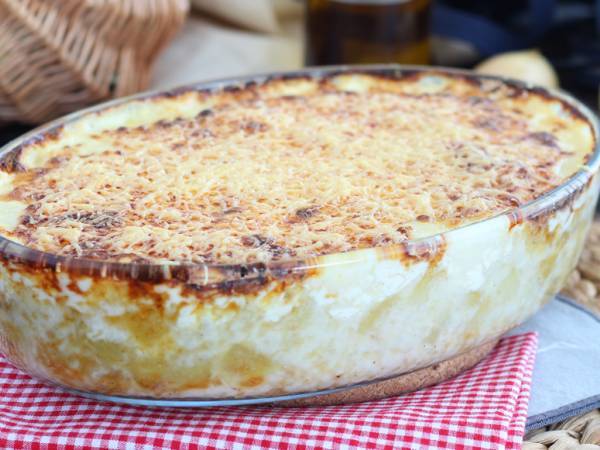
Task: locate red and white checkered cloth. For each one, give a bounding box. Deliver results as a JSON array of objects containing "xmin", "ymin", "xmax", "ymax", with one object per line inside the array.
[{"xmin": 0, "ymin": 333, "xmax": 537, "ymax": 450}]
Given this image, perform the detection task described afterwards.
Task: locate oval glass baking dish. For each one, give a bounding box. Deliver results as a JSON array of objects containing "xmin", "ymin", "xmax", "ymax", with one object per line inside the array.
[{"xmin": 0, "ymin": 66, "xmax": 598, "ymax": 407}]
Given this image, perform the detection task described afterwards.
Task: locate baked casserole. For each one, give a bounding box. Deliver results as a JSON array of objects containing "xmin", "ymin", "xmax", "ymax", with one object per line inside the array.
[{"xmin": 0, "ymin": 66, "xmax": 598, "ymax": 402}]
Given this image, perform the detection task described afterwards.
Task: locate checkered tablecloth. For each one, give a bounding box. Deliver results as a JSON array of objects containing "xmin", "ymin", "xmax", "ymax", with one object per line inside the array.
[{"xmin": 0, "ymin": 333, "xmax": 537, "ymax": 450}]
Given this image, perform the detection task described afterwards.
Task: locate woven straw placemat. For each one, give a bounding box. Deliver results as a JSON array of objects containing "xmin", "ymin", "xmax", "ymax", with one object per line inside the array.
[
  {"xmin": 525, "ymin": 410, "xmax": 600, "ymax": 449},
  {"xmin": 561, "ymin": 221, "xmax": 600, "ymax": 317},
  {"xmin": 523, "ymin": 220, "xmax": 600, "ymax": 449}
]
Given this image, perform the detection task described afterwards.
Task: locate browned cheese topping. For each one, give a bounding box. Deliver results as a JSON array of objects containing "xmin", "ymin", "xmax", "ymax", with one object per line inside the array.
[{"xmin": 0, "ymin": 73, "xmax": 595, "ymax": 264}]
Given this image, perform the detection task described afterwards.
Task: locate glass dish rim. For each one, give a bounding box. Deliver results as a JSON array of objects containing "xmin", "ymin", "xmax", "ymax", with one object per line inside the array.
[{"xmin": 0, "ymin": 64, "xmax": 598, "ymax": 283}]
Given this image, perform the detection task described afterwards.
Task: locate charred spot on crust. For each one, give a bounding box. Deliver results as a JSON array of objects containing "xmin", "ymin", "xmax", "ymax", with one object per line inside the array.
[
  {"xmin": 47, "ymin": 156, "xmax": 68, "ymax": 167},
  {"xmin": 224, "ymin": 85, "xmax": 242, "ymax": 93},
  {"xmin": 155, "ymin": 119, "xmax": 173, "ymax": 129},
  {"xmin": 493, "ymin": 77, "xmax": 529, "ymax": 98},
  {"xmin": 295, "ymin": 206, "xmax": 320, "ymax": 220},
  {"xmin": 43, "ymin": 126, "xmax": 63, "ymax": 141},
  {"xmin": 151, "ymin": 117, "xmax": 186, "ymax": 129},
  {"xmin": 197, "ymin": 108, "xmax": 213, "ymax": 118},
  {"xmin": 454, "ymin": 73, "xmax": 483, "ymax": 88},
  {"xmin": 516, "ymin": 167, "xmax": 529, "ymax": 179},
  {"xmin": 467, "ymin": 96, "xmax": 492, "ymax": 106},
  {"xmin": 396, "ymin": 226, "xmax": 411, "ymax": 237},
  {"xmin": 265, "ymin": 73, "xmax": 312, "ymax": 84},
  {"xmin": 20, "ymin": 204, "xmax": 45, "ymax": 225},
  {"xmin": 354, "ymin": 69, "xmax": 420, "ymax": 82},
  {"xmin": 0, "ymin": 148, "xmax": 25, "ymax": 173},
  {"xmin": 416, "ymin": 214, "xmax": 431, "ymax": 222},
  {"xmin": 242, "ymin": 121, "xmax": 268, "ymax": 134},
  {"xmin": 465, "ymin": 162, "xmax": 493, "ymax": 174},
  {"xmin": 472, "ymin": 117, "xmax": 504, "ymax": 132},
  {"xmin": 526, "ymin": 131, "xmax": 559, "ymax": 149},
  {"xmin": 370, "ymin": 234, "xmax": 395, "ymax": 246},
  {"xmin": 241, "ymin": 234, "xmax": 270, "ymax": 248},
  {"xmin": 155, "ymin": 85, "xmax": 196, "ymax": 99},
  {"xmin": 190, "ymin": 129, "xmax": 214, "ymax": 139}
]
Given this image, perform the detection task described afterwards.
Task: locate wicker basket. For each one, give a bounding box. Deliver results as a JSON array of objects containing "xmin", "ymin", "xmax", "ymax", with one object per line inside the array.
[{"xmin": 0, "ymin": 0, "xmax": 189, "ymax": 124}]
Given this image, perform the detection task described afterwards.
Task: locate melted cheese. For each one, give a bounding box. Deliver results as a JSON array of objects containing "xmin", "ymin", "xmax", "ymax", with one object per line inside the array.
[
  {"xmin": 0, "ymin": 201, "xmax": 26, "ymax": 233},
  {"xmin": 0, "ymin": 72, "xmax": 595, "ymax": 264}
]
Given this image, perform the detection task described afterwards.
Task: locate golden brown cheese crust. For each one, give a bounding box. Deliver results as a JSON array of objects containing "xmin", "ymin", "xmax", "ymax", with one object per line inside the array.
[{"xmin": 0, "ymin": 71, "xmax": 595, "ymax": 264}]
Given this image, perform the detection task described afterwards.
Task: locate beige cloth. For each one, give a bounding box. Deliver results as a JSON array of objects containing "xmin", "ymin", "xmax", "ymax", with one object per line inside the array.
[
  {"xmin": 189, "ymin": 0, "xmax": 301, "ymax": 33},
  {"xmin": 151, "ymin": 14, "xmax": 302, "ymax": 90}
]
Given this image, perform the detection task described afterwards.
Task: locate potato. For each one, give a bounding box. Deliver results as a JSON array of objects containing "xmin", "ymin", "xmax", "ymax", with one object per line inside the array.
[{"xmin": 475, "ymin": 50, "xmax": 559, "ymax": 89}]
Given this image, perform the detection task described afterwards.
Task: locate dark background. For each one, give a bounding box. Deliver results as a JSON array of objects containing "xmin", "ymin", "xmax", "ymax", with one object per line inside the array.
[{"xmin": 432, "ymin": 0, "xmax": 599, "ymax": 106}]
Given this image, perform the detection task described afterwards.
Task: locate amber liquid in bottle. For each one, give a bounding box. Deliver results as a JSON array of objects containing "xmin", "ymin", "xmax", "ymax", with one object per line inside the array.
[{"xmin": 305, "ymin": 0, "xmax": 431, "ymax": 66}]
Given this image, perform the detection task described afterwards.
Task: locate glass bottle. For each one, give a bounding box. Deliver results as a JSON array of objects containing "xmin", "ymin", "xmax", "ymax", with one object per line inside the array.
[{"xmin": 305, "ymin": 0, "xmax": 431, "ymax": 66}]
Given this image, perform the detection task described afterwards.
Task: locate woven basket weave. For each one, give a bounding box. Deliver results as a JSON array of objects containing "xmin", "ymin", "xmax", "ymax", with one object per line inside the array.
[{"xmin": 0, "ymin": 0, "xmax": 189, "ymax": 124}]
